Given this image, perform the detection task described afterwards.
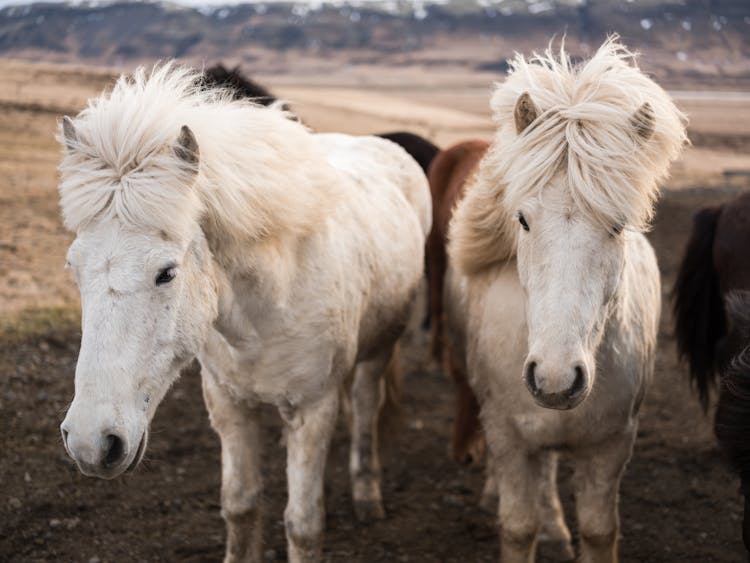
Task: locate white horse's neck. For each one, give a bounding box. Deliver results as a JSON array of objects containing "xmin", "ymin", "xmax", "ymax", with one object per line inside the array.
[{"xmin": 188, "ymin": 108, "xmax": 340, "ymax": 274}]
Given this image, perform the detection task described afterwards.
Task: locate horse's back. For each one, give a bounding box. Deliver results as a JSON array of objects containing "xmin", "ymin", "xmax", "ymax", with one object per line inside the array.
[{"xmin": 316, "ymin": 132, "xmax": 431, "ymax": 237}]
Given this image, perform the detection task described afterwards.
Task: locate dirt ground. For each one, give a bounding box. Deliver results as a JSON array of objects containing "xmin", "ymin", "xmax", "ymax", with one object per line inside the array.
[{"xmin": 1, "ymin": 60, "xmax": 750, "ymax": 562}]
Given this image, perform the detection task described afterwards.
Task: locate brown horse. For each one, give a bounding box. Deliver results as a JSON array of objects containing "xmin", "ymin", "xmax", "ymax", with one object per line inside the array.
[
  {"xmin": 426, "ymin": 139, "xmax": 489, "ymax": 464},
  {"xmin": 673, "ymin": 191, "xmax": 750, "ymax": 554}
]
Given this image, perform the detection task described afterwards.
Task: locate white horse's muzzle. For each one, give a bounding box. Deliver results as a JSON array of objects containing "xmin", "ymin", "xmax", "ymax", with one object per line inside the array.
[
  {"xmin": 523, "ymin": 356, "xmax": 591, "ymax": 410},
  {"xmin": 60, "ymin": 421, "xmax": 148, "ymax": 479}
]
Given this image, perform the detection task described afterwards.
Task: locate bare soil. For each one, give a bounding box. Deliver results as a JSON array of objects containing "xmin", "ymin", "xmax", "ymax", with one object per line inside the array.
[{"xmin": 1, "ymin": 61, "xmax": 749, "ymax": 562}]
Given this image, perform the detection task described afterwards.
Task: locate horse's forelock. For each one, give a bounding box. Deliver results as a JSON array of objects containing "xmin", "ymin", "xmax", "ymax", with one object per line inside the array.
[
  {"xmin": 57, "ymin": 63, "xmax": 209, "ymax": 236},
  {"xmin": 58, "ymin": 61, "xmax": 338, "ymax": 256},
  {"xmin": 491, "ymin": 36, "xmax": 687, "ymax": 233}
]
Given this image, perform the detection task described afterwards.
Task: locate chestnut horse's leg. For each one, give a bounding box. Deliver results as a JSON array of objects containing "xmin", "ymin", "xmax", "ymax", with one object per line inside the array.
[
  {"xmin": 202, "ymin": 368, "xmax": 264, "ymax": 563},
  {"xmin": 427, "ymin": 225, "xmax": 447, "ymax": 366},
  {"xmin": 284, "ymin": 391, "xmax": 339, "ymax": 563},
  {"xmin": 573, "ymin": 428, "xmax": 637, "ymax": 563},
  {"xmin": 348, "ymin": 346, "xmax": 396, "ymax": 521}
]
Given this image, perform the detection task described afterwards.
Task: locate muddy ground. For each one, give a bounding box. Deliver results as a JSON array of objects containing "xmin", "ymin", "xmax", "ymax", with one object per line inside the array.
[{"xmin": 1, "ymin": 185, "xmax": 748, "ymax": 563}]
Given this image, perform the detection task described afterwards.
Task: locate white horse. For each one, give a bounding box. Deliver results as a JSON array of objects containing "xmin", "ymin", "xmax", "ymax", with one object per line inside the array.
[
  {"xmin": 57, "ymin": 64, "xmax": 431, "ymax": 562},
  {"xmin": 445, "ymin": 38, "xmax": 687, "ymax": 562}
]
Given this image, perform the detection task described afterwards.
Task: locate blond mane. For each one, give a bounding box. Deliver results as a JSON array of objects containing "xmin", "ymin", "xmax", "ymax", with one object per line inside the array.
[
  {"xmin": 450, "ymin": 36, "xmax": 688, "ymax": 275},
  {"xmin": 58, "ymin": 63, "xmax": 339, "ymax": 256}
]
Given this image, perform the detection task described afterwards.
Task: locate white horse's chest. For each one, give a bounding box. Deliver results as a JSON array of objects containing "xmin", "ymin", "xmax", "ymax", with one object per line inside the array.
[
  {"xmin": 200, "ymin": 302, "xmax": 342, "ymax": 409},
  {"xmin": 508, "ymin": 361, "xmax": 642, "ymax": 448}
]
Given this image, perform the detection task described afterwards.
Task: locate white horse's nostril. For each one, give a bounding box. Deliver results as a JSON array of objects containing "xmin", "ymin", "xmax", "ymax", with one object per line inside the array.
[
  {"xmin": 524, "ymin": 361, "xmax": 540, "ymax": 396},
  {"xmin": 569, "ymin": 365, "xmax": 587, "ymax": 399},
  {"xmin": 103, "ymin": 434, "xmax": 126, "ymax": 469}
]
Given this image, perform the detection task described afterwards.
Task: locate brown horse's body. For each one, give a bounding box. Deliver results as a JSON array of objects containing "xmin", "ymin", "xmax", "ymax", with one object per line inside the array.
[{"xmin": 426, "ymin": 139, "xmax": 488, "ymax": 464}]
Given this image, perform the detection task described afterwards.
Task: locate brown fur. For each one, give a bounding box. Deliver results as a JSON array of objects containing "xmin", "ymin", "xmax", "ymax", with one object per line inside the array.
[
  {"xmin": 379, "ymin": 344, "xmax": 402, "ymax": 444},
  {"xmin": 673, "ymin": 191, "xmax": 750, "ymax": 409},
  {"xmin": 426, "ymin": 139, "xmax": 489, "ymax": 464}
]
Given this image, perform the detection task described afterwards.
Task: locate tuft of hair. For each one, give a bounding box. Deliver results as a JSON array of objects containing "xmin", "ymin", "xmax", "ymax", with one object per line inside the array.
[
  {"xmin": 672, "ymin": 205, "xmax": 726, "ymax": 411},
  {"xmin": 450, "ymin": 36, "xmax": 688, "ymax": 275},
  {"xmin": 57, "ymin": 62, "xmax": 337, "ymax": 252}
]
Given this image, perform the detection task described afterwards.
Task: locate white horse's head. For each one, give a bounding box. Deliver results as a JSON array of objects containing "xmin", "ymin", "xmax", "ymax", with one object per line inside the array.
[
  {"xmin": 449, "ymin": 39, "xmax": 686, "ymax": 411},
  {"xmin": 56, "ymin": 63, "xmax": 332, "ymax": 478},
  {"xmin": 512, "ymin": 97, "xmax": 653, "ymax": 409},
  {"xmin": 500, "ymin": 44, "xmax": 680, "ymax": 410},
  {"xmin": 59, "ymin": 119, "xmax": 218, "ymax": 478}
]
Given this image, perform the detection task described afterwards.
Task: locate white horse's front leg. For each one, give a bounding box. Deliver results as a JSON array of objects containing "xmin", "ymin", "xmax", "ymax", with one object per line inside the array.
[
  {"xmin": 537, "ymin": 452, "xmax": 574, "ymax": 562},
  {"xmin": 573, "ymin": 427, "xmax": 637, "ymax": 563},
  {"xmin": 349, "ymin": 346, "xmax": 396, "ymax": 521},
  {"xmin": 202, "ymin": 369, "xmax": 263, "ymax": 563},
  {"xmin": 284, "ymin": 391, "xmax": 339, "ymax": 563},
  {"xmin": 494, "ymin": 447, "xmax": 543, "ymax": 563}
]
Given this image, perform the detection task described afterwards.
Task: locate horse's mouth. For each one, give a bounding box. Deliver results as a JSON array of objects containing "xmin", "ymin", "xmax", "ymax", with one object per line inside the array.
[{"xmin": 126, "ymin": 430, "xmax": 148, "ymax": 473}]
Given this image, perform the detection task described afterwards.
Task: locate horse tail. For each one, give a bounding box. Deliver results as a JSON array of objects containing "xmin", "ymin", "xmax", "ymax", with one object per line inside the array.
[
  {"xmin": 672, "ymin": 205, "xmax": 726, "ymax": 410},
  {"xmin": 378, "ymin": 343, "xmax": 402, "ymax": 443},
  {"xmin": 714, "ymin": 292, "xmax": 750, "ymax": 552}
]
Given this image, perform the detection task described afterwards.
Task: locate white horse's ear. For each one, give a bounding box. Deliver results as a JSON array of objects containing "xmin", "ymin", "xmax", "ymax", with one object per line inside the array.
[
  {"xmin": 61, "ymin": 116, "xmax": 78, "ymax": 151},
  {"xmin": 174, "ymin": 125, "xmax": 200, "ymax": 170},
  {"xmin": 631, "ymin": 102, "xmax": 655, "ymax": 141},
  {"xmin": 514, "ymin": 92, "xmax": 539, "ymax": 134}
]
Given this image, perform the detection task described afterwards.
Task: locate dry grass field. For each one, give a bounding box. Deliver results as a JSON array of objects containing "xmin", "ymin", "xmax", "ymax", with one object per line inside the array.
[{"xmin": 1, "ymin": 58, "xmax": 750, "ymax": 562}]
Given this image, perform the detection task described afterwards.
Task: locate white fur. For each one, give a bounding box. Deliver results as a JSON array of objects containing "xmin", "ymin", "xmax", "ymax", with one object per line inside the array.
[
  {"xmin": 445, "ymin": 38, "xmax": 686, "ymax": 562},
  {"xmin": 58, "ymin": 63, "xmax": 431, "ymax": 563}
]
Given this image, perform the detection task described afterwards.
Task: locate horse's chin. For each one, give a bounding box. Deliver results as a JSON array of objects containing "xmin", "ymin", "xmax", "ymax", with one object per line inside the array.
[
  {"xmin": 125, "ymin": 430, "xmax": 148, "ymax": 474},
  {"xmin": 530, "ymin": 390, "xmax": 590, "ymax": 411}
]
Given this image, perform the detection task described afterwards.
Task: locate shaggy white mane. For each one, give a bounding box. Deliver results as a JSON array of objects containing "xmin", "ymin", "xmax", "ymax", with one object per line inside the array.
[
  {"xmin": 450, "ymin": 36, "xmax": 688, "ymax": 275},
  {"xmin": 58, "ymin": 63, "xmax": 339, "ymax": 247}
]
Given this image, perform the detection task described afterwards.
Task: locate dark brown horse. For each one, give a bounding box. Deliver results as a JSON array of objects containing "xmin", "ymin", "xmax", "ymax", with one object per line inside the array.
[
  {"xmin": 426, "ymin": 139, "xmax": 489, "ymax": 464},
  {"xmin": 673, "ymin": 191, "xmax": 750, "ymax": 554},
  {"xmin": 673, "ymin": 191, "xmax": 750, "ymax": 408},
  {"xmin": 203, "ymin": 63, "xmax": 281, "ymax": 107}
]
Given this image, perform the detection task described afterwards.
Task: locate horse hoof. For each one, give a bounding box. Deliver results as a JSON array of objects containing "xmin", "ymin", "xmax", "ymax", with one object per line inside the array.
[
  {"xmin": 479, "ymin": 492, "xmax": 498, "ymax": 514},
  {"xmin": 537, "ymin": 538, "xmax": 575, "ymax": 562},
  {"xmin": 354, "ymin": 499, "xmax": 385, "ymax": 522}
]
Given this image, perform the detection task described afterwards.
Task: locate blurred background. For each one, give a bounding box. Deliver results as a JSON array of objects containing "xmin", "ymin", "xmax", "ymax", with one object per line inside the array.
[{"xmin": 1, "ymin": 1, "xmax": 749, "ymax": 561}]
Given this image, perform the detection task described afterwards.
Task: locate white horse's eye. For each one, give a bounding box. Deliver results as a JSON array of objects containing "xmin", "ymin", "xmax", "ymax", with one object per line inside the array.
[
  {"xmin": 155, "ymin": 267, "xmax": 177, "ymax": 286},
  {"xmin": 610, "ymin": 224, "xmax": 624, "ymax": 237},
  {"xmin": 518, "ymin": 212, "xmax": 530, "ymax": 232}
]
